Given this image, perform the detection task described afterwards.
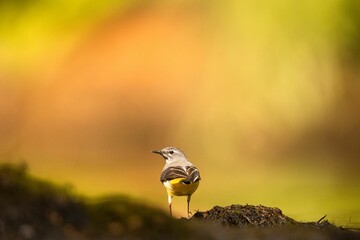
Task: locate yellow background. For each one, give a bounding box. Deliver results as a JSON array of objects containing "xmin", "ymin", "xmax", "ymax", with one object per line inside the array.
[{"xmin": 1, "ymin": 0, "xmax": 359, "ymax": 227}]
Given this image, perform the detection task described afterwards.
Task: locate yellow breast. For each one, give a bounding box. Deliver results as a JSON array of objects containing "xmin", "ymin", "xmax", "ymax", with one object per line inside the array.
[{"xmin": 163, "ymin": 178, "xmax": 200, "ymax": 197}]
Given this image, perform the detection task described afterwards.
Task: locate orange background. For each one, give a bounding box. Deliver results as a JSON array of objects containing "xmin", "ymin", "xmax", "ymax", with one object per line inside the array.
[{"xmin": 1, "ymin": 1, "xmax": 360, "ymax": 226}]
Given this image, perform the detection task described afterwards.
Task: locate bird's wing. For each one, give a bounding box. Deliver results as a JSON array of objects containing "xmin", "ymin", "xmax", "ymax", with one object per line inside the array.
[
  {"xmin": 160, "ymin": 166, "xmax": 201, "ymax": 182},
  {"xmin": 187, "ymin": 166, "xmax": 201, "ymax": 182}
]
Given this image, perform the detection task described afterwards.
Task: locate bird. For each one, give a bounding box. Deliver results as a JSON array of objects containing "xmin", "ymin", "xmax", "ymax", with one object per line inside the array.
[{"xmin": 152, "ymin": 147, "xmax": 201, "ymax": 218}]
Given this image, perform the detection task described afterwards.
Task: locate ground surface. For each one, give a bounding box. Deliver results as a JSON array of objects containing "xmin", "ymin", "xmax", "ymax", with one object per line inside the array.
[{"xmin": 1, "ymin": 163, "xmax": 359, "ymax": 239}]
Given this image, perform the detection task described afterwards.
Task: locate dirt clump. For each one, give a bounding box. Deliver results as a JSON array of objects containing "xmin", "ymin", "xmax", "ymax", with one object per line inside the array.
[{"xmin": 193, "ymin": 204, "xmax": 297, "ymax": 227}]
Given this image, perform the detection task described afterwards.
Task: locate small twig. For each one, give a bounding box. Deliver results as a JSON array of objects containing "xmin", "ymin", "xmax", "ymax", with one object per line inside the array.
[
  {"xmin": 317, "ymin": 215, "xmax": 327, "ymax": 223},
  {"xmin": 347, "ymin": 215, "xmax": 352, "ymax": 228},
  {"xmin": 242, "ymin": 214, "xmax": 255, "ymax": 224}
]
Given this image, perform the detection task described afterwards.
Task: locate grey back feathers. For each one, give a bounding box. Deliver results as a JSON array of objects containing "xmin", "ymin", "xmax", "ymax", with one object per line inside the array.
[{"xmin": 152, "ymin": 147, "xmax": 201, "ymax": 183}]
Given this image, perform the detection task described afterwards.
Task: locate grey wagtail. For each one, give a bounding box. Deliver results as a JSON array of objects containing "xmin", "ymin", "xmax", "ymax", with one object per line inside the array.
[{"xmin": 152, "ymin": 147, "xmax": 201, "ymax": 218}]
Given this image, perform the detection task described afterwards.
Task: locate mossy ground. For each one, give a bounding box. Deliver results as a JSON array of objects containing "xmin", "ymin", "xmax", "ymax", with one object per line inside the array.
[{"xmin": 1, "ymin": 163, "xmax": 359, "ymax": 239}]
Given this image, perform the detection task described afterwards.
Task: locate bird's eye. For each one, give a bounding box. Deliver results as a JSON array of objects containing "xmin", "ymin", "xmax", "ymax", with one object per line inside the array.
[{"xmin": 169, "ymin": 150, "xmax": 174, "ymax": 154}]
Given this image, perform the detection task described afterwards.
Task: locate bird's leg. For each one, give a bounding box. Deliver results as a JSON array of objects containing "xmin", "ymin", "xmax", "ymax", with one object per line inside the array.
[
  {"xmin": 168, "ymin": 194, "xmax": 173, "ymax": 217},
  {"xmin": 187, "ymin": 195, "xmax": 192, "ymax": 219}
]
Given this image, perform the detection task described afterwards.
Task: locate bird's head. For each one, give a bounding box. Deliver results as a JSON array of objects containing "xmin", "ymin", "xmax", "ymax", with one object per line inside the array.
[{"xmin": 152, "ymin": 146, "xmax": 187, "ymax": 162}]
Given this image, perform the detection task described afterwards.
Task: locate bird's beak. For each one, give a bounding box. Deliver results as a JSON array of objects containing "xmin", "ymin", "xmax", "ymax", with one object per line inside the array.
[{"xmin": 152, "ymin": 150, "xmax": 162, "ymax": 155}]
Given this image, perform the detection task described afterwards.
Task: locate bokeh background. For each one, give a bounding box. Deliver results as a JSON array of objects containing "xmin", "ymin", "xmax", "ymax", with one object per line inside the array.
[{"xmin": 1, "ymin": 0, "xmax": 360, "ymax": 227}]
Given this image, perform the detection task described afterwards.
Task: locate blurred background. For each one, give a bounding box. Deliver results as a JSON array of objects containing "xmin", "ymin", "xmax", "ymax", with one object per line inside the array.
[{"xmin": 1, "ymin": 0, "xmax": 359, "ymax": 227}]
